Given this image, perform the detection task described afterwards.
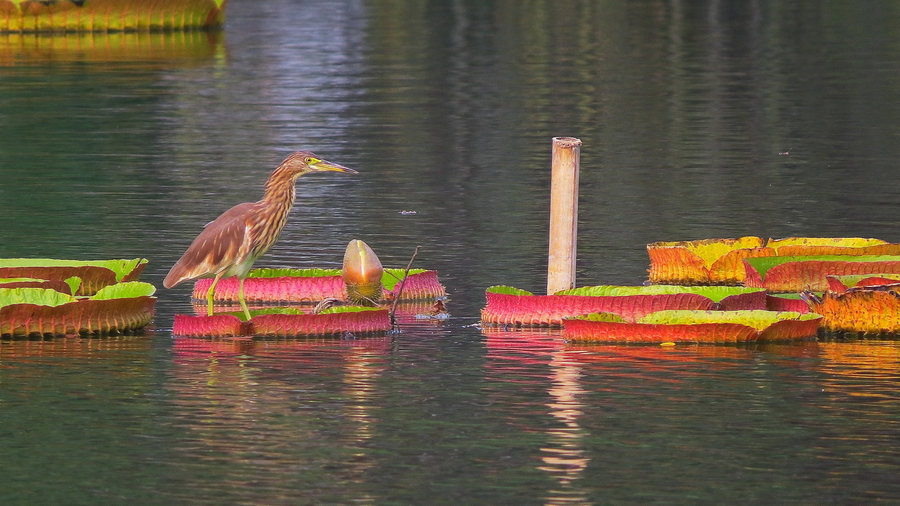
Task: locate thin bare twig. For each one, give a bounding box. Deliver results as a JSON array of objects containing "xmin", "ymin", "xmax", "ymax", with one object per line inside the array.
[{"xmin": 390, "ymin": 245, "xmax": 421, "ymax": 330}]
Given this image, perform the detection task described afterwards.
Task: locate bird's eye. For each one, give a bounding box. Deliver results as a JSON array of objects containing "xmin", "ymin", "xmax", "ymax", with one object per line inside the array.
[{"xmin": 307, "ymin": 157, "xmax": 320, "ymax": 164}]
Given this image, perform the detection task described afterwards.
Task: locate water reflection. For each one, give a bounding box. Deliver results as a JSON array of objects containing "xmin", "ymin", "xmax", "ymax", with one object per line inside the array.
[
  {"xmin": 541, "ymin": 349, "xmax": 591, "ymax": 506},
  {"xmin": 0, "ymin": 334, "xmax": 152, "ymax": 360},
  {"xmin": 483, "ymin": 328, "xmax": 592, "ymax": 505},
  {"xmin": 167, "ymin": 336, "xmax": 390, "ymax": 504},
  {"xmin": 0, "ymin": 31, "xmax": 223, "ymax": 66}
]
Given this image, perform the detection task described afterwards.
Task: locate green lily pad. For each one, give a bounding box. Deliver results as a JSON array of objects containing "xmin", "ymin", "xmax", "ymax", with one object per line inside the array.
[
  {"xmin": 559, "ymin": 285, "xmax": 762, "ymax": 303},
  {"xmin": 0, "ymin": 287, "xmax": 77, "ymax": 309},
  {"xmin": 90, "ymin": 282, "xmax": 157, "ymax": 300}
]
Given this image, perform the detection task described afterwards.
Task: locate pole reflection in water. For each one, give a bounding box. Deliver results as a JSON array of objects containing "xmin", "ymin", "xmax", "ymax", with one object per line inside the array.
[
  {"xmin": 168, "ymin": 335, "xmax": 390, "ymax": 504},
  {"xmin": 540, "ymin": 349, "xmax": 591, "ymax": 506},
  {"xmin": 482, "ymin": 327, "xmax": 593, "ymax": 505}
]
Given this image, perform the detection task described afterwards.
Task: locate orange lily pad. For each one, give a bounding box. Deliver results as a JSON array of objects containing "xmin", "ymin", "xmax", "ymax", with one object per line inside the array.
[
  {"xmin": 562, "ymin": 310, "xmax": 822, "ymax": 343},
  {"xmin": 803, "ymin": 289, "xmax": 900, "ymax": 334},
  {"xmin": 481, "ymin": 285, "xmax": 767, "ymax": 327},
  {"xmin": 648, "ymin": 237, "xmax": 900, "ymax": 286},
  {"xmin": 172, "ymin": 307, "xmax": 392, "ymax": 337},
  {"xmin": 647, "ymin": 236, "xmax": 770, "ymax": 285}
]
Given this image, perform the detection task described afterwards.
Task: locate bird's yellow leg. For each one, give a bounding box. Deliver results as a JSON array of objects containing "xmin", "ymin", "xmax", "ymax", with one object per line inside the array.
[
  {"xmin": 207, "ymin": 272, "xmax": 225, "ymax": 317},
  {"xmin": 239, "ymin": 277, "xmax": 252, "ymax": 321}
]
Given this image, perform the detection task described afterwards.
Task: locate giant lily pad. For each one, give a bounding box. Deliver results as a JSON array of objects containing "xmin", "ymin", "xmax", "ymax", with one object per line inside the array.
[
  {"xmin": 0, "ymin": 0, "xmax": 226, "ymax": 32},
  {"xmin": 481, "ymin": 285, "xmax": 767, "ymax": 327},
  {"xmin": 0, "ymin": 277, "xmax": 74, "ymax": 294},
  {"xmin": 803, "ymin": 289, "xmax": 900, "ymax": 334},
  {"xmin": 743, "ymin": 255, "xmax": 900, "ymax": 292},
  {"xmin": 766, "ymin": 293, "xmax": 813, "ymax": 313},
  {"xmin": 562, "ymin": 310, "xmax": 822, "ymax": 343},
  {"xmin": 172, "ymin": 306, "xmax": 392, "ymax": 337},
  {"xmin": 191, "ymin": 267, "xmax": 446, "ymax": 304},
  {"xmin": 647, "ymin": 236, "xmax": 770, "ymax": 285},
  {"xmin": 0, "ymin": 258, "xmax": 147, "ymax": 296},
  {"xmin": 648, "ymin": 237, "xmax": 900, "ymax": 286},
  {"xmin": 766, "ymin": 237, "xmax": 900, "ymax": 256},
  {"xmin": 0, "ymin": 282, "xmax": 156, "ymax": 336},
  {"xmin": 825, "ymin": 274, "xmax": 900, "ymax": 293}
]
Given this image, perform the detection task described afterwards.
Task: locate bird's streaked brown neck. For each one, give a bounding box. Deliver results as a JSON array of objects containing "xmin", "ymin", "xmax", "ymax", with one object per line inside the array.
[{"xmin": 261, "ymin": 165, "xmax": 305, "ymax": 210}]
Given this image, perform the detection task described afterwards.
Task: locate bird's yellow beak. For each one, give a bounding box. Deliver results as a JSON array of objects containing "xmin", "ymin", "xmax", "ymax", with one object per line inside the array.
[{"xmin": 309, "ymin": 157, "xmax": 358, "ymax": 174}]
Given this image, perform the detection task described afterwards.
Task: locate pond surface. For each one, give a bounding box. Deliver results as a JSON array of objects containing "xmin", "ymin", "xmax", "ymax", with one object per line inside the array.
[{"xmin": 2, "ymin": 0, "xmax": 900, "ymax": 504}]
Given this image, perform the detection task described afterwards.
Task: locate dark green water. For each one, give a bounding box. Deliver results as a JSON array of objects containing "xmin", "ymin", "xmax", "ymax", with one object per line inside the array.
[{"xmin": 2, "ymin": 0, "xmax": 900, "ymax": 504}]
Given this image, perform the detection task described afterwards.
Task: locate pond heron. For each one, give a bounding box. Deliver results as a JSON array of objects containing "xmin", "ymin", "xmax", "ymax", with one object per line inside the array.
[{"xmin": 163, "ymin": 151, "xmax": 357, "ymax": 319}]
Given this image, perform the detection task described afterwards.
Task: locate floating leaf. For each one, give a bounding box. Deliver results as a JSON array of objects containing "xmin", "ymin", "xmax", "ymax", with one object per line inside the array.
[
  {"xmin": 486, "ymin": 285, "xmax": 534, "ymax": 296},
  {"xmin": 0, "ymin": 293, "xmax": 155, "ymax": 336},
  {"xmin": 91, "ymin": 282, "xmax": 157, "ymax": 300},
  {"xmin": 0, "ymin": 258, "xmax": 147, "ymax": 295},
  {"xmin": 64, "ymin": 276, "xmax": 82, "ymax": 295},
  {"xmin": 825, "ymin": 274, "xmax": 900, "ymax": 292},
  {"xmin": 647, "ymin": 237, "xmax": 771, "ymax": 285},
  {"xmin": 0, "ymin": 278, "xmax": 74, "ymax": 294},
  {"xmin": 560, "ymin": 285, "xmax": 762, "ymax": 303},
  {"xmin": 251, "ymin": 308, "xmax": 392, "ymax": 336},
  {"xmin": 381, "ymin": 268, "xmax": 429, "ymax": 292},
  {"xmin": 0, "ymin": 277, "xmax": 156, "ymax": 336},
  {"xmin": 0, "ymin": 287, "xmax": 77, "ymax": 309},
  {"xmin": 481, "ymin": 285, "xmax": 766, "ymax": 327},
  {"xmin": 766, "ymin": 293, "xmax": 813, "ymax": 313},
  {"xmin": 647, "ymin": 237, "xmax": 900, "ymax": 286},
  {"xmin": 766, "ymin": 237, "xmax": 900, "ymax": 256},
  {"xmin": 0, "ymin": 1, "xmax": 226, "ymax": 32},
  {"xmin": 248, "ymin": 268, "xmax": 341, "ymax": 278},
  {"xmin": 194, "ymin": 275, "xmax": 345, "ymax": 303},
  {"xmin": 318, "ymin": 306, "xmax": 385, "ymax": 315},
  {"xmin": 194, "ymin": 268, "xmax": 445, "ymax": 303},
  {"xmin": 804, "ymin": 290, "xmax": 900, "ymax": 334},
  {"xmin": 172, "ymin": 307, "xmax": 392, "ymax": 337},
  {"xmin": 563, "ymin": 310, "xmax": 821, "ymax": 343},
  {"xmin": 638, "ymin": 310, "xmax": 811, "ymax": 329},
  {"xmin": 172, "ymin": 314, "xmax": 247, "ymax": 338},
  {"xmin": 743, "ymin": 255, "xmax": 900, "ymax": 292},
  {"xmin": 574, "ymin": 312, "xmax": 626, "ymax": 323}
]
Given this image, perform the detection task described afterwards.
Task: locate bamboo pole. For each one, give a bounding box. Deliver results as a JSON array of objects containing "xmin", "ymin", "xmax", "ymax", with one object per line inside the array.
[{"xmin": 547, "ymin": 137, "xmax": 582, "ymax": 295}]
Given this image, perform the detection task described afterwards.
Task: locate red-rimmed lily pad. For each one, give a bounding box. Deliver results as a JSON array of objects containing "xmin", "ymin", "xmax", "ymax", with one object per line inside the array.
[
  {"xmin": 191, "ymin": 268, "xmax": 446, "ymax": 304},
  {"xmin": 562, "ymin": 310, "xmax": 822, "ymax": 343},
  {"xmin": 481, "ymin": 285, "xmax": 767, "ymax": 327},
  {"xmin": 0, "ymin": 282, "xmax": 156, "ymax": 336},
  {"xmin": 173, "ymin": 306, "xmax": 392, "ymax": 337},
  {"xmin": 0, "ymin": 277, "xmax": 74, "ymax": 294},
  {"xmin": 803, "ymin": 289, "xmax": 900, "ymax": 334},
  {"xmin": 0, "ymin": 258, "xmax": 147, "ymax": 296},
  {"xmin": 825, "ymin": 274, "xmax": 900, "ymax": 293},
  {"xmin": 743, "ymin": 255, "xmax": 900, "ymax": 292},
  {"xmin": 766, "ymin": 293, "xmax": 813, "ymax": 313}
]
